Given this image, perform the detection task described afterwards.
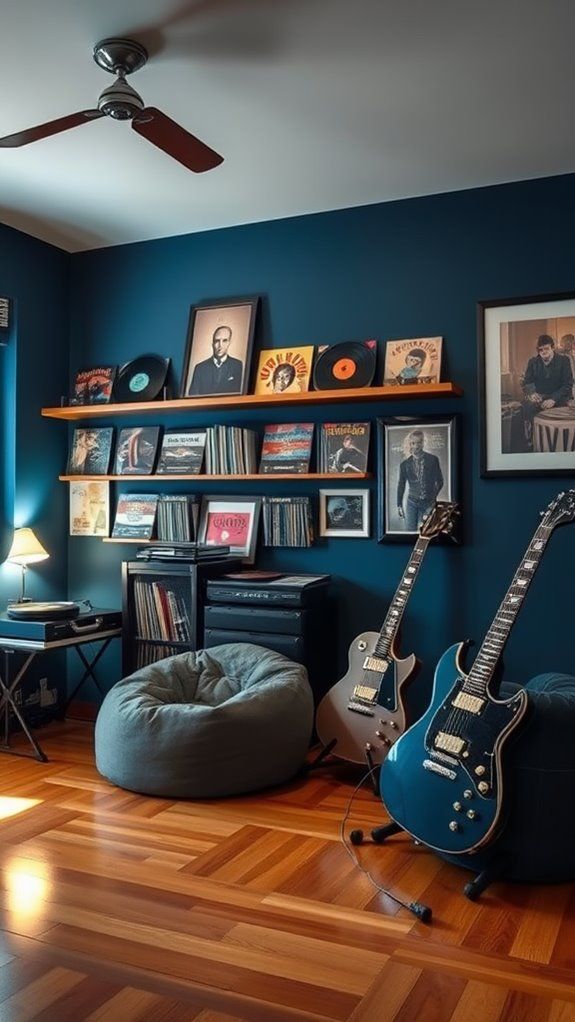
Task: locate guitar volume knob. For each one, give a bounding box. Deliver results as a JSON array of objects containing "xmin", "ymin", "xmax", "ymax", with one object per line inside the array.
[{"xmin": 449, "ymin": 821, "xmax": 459, "ymax": 832}]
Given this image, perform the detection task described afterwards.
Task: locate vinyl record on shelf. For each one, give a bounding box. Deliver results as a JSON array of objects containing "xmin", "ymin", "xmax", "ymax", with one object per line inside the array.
[
  {"xmin": 113, "ymin": 355, "xmax": 170, "ymax": 403},
  {"xmin": 312, "ymin": 341, "xmax": 376, "ymax": 391}
]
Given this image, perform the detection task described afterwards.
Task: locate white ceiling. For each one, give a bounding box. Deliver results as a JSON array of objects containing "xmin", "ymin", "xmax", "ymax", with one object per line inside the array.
[{"xmin": 1, "ymin": 0, "xmax": 574, "ymax": 252}]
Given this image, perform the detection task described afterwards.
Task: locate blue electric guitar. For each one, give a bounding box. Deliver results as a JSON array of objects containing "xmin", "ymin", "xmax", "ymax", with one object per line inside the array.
[{"xmin": 380, "ymin": 490, "xmax": 575, "ymax": 855}]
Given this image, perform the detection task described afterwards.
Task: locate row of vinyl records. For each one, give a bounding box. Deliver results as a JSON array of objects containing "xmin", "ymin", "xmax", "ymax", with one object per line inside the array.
[
  {"xmin": 133, "ymin": 578, "xmax": 192, "ymax": 643},
  {"xmin": 114, "ymin": 493, "xmax": 314, "ymax": 547},
  {"xmin": 67, "ymin": 421, "xmax": 371, "ymax": 476}
]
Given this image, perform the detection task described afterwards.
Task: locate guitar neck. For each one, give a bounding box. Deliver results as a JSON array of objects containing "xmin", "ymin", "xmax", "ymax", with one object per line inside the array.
[
  {"xmin": 466, "ymin": 521, "xmax": 553, "ymax": 694},
  {"xmin": 373, "ymin": 536, "xmax": 431, "ymax": 658}
]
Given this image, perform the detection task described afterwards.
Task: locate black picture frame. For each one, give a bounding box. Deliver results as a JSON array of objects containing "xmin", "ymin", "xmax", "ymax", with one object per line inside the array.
[
  {"xmin": 377, "ymin": 415, "xmax": 460, "ymax": 543},
  {"xmin": 180, "ymin": 296, "xmax": 260, "ymax": 398},
  {"xmin": 478, "ymin": 291, "xmax": 575, "ymax": 477}
]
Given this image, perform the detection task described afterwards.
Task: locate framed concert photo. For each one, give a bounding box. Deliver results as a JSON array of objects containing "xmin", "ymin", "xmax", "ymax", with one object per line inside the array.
[
  {"xmin": 180, "ymin": 296, "xmax": 259, "ymax": 399},
  {"xmin": 479, "ymin": 292, "xmax": 575, "ymax": 477},
  {"xmin": 319, "ymin": 489, "xmax": 370, "ymax": 538},
  {"xmin": 197, "ymin": 495, "xmax": 262, "ymax": 563},
  {"xmin": 377, "ymin": 416, "xmax": 459, "ymax": 543}
]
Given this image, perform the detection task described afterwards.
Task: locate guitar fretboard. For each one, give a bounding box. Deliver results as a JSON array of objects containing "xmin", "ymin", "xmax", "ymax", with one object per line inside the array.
[
  {"xmin": 374, "ymin": 536, "xmax": 431, "ymax": 658},
  {"xmin": 464, "ymin": 522, "xmax": 552, "ymax": 696}
]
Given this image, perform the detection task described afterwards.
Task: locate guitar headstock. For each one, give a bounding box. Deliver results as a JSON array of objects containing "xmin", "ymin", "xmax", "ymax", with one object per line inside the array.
[
  {"xmin": 419, "ymin": 500, "xmax": 460, "ymax": 539},
  {"xmin": 542, "ymin": 489, "xmax": 575, "ymax": 529}
]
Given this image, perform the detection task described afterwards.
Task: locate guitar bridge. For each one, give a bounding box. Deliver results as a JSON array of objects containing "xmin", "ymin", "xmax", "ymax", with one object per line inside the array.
[
  {"xmin": 452, "ymin": 691, "xmax": 485, "ymax": 714},
  {"xmin": 362, "ymin": 656, "xmax": 389, "ymax": 673},
  {"xmin": 347, "ymin": 701, "xmax": 375, "ymax": 717},
  {"xmin": 434, "ymin": 731, "xmax": 466, "ymax": 756}
]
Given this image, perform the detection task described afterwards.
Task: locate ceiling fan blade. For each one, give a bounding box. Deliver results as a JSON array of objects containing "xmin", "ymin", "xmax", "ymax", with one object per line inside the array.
[
  {"xmin": 0, "ymin": 110, "xmax": 103, "ymax": 148},
  {"xmin": 132, "ymin": 107, "xmax": 223, "ymax": 173}
]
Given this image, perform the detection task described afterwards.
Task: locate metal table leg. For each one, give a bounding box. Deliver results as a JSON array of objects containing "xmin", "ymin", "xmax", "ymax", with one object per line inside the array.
[
  {"xmin": 60, "ymin": 637, "xmax": 114, "ymax": 716},
  {"xmin": 0, "ymin": 650, "xmax": 48, "ymax": 762}
]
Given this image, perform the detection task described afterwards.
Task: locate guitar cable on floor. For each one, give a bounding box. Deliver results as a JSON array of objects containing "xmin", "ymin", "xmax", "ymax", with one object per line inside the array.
[{"xmin": 339, "ymin": 766, "xmax": 433, "ymax": 923}]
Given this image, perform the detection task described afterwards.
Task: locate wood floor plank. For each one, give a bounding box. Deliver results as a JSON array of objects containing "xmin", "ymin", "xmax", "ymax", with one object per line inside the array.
[{"xmin": 0, "ymin": 722, "xmax": 574, "ymax": 1021}]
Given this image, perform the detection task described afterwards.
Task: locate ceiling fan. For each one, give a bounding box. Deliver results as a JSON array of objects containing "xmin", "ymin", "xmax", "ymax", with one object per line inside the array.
[{"xmin": 0, "ymin": 38, "xmax": 224, "ymax": 173}]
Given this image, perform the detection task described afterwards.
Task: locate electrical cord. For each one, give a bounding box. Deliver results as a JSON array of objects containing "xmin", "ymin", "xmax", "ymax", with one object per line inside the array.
[{"xmin": 339, "ymin": 766, "xmax": 432, "ymax": 923}]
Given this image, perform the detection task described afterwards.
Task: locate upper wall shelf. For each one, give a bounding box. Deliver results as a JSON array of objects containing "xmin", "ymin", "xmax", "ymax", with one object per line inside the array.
[{"xmin": 42, "ymin": 382, "xmax": 463, "ymax": 420}]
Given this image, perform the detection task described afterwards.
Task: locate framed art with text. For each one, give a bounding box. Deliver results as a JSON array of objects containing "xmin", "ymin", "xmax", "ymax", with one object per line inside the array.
[
  {"xmin": 377, "ymin": 416, "xmax": 459, "ymax": 543},
  {"xmin": 197, "ymin": 495, "xmax": 262, "ymax": 563},
  {"xmin": 180, "ymin": 296, "xmax": 259, "ymax": 398},
  {"xmin": 479, "ymin": 292, "xmax": 575, "ymax": 477}
]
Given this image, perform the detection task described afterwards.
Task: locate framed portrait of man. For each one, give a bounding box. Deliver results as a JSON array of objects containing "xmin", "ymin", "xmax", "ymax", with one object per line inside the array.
[
  {"xmin": 377, "ymin": 416, "xmax": 460, "ymax": 543},
  {"xmin": 180, "ymin": 296, "xmax": 259, "ymax": 398},
  {"xmin": 479, "ymin": 291, "xmax": 575, "ymax": 476}
]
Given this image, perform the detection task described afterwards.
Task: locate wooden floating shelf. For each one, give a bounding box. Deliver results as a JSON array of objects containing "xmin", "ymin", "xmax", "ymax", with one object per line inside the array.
[
  {"xmin": 43, "ymin": 382, "xmax": 463, "ymax": 420},
  {"xmin": 60, "ymin": 473, "xmax": 373, "ymax": 482}
]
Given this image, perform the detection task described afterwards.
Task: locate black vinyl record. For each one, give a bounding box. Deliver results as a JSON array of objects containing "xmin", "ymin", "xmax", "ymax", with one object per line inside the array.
[
  {"xmin": 113, "ymin": 355, "xmax": 170, "ymax": 403},
  {"xmin": 312, "ymin": 341, "xmax": 376, "ymax": 390}
]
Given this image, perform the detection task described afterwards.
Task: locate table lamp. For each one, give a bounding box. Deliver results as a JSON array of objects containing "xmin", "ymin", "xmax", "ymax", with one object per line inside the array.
[{"xmin": 6, "ymin": 528, "xmax": 49, "ymax": 603}]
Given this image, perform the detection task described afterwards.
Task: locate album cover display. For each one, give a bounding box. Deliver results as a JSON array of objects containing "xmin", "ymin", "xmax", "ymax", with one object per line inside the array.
[
  {"xmin": 156, "ymin": 430, "xmax": 207, "ymax": 474},
  {"xmin": 382, "ymin": 337, "xmax": 443, "ymax": 385},
  {"xmin": 319, "ymin": 422, "xmax": 370, "ymax": 474},
  {"xmin": 70, "ymin": 366, "xmax": 116, "ymax": 405},
  {"xmin": 69, "ymin": 480, "xmax": 110, "ymax": 536},
  {"xmin": 313, "ymin": 340, "xmax": 377, "ymax": 390},
  {"xmin": 67, "ymin": 427, "xmax": 114, "ymax": 475},
  {"xmin": 253, "ymin": 346, "xmax": 314, "ymax": 395},
  {"xmin": 258, "ymin": 423, "xmax": 314, "ymax": 474},
  {"xmin": 114, "ymin": 426, "xmax": 161, "ymax": 475},
  {"xmin": 113, "ymin": 355, "xmax": 170, "ymax": 403},
  {"xmin": 111, "ymin": 494, "xmax": 159, "ymax": 539}
]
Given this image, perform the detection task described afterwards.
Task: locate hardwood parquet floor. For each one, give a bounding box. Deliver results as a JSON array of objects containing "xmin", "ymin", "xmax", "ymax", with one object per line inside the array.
[{"xmin": 0, "ymin": 721, "xmax": 573, "ymax": 1021}]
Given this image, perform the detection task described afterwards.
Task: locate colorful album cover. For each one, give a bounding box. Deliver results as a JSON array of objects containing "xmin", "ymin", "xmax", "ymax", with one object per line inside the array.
[
  {"xmin": 253, "ymin": 346, "xmax": 314, "ymax": 396},
  {"xmin": 69, "ymin": 480, "xmax": 110, "ymax": 536},
  {"xmin": 114, "ymin": 426, "xmax": 161, "ymax": 475},
  {"xmin": 258, "ymin": 423, "xmax": 314, "ymax": 474},
  {"xmin": 67, "ymin": 427, "xmax": 114, "ymax": 475},
  {"xmin": 111, "ymin": 494, "xmax": 159, "ymax": 539},
  {"xmin": 70, "ymin": 366, "xmax": 116, "ymax": 405},
  {"xmin": 319, "ymin": 423, "xmax": 370, "ymax": 474},
  {"xmin": 156, "ymin": 430, "xmax": 207, "ymax": 475},
  {"xmin": 382, "ymin": 337, "xmax": 443, "ymax": 386}
]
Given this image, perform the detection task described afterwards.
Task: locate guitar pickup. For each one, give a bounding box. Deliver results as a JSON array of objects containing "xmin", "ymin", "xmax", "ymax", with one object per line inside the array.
[
  {"xmin": 434, "ymin": 731, "xmax": 466, "ymax": 756},
  {"xmin": 452, "ymin": 692, "xmax": 485, "ymax": 714},
  {"xmin": 362, "ymin": 656, "xmax": 389, "ymax": 673},
  {"xmin": 352, "ymin": 685, "xmax": 378, "ymax": 704}
]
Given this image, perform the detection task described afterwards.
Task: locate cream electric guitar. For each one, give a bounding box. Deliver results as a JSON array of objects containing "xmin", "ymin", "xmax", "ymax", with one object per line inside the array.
[{"xmin": 315, "ymin": 502, "xmax": 459, "ymax": 766}]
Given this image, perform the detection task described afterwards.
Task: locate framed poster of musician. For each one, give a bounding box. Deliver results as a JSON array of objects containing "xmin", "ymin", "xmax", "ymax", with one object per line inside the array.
[
  {"xmin": 479, "ymin": 291, "xmax": 575, "ymax": 477},
  {"xmin": 377, "ymin": 416, "xmax": 460, "ymax": 543},
  {"xmin": 180, "ymin": 296, "xmax": 259, "ymax": 398}
]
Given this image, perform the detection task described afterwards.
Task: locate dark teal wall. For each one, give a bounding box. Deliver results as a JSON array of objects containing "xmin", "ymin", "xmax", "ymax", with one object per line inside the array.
[
  {"xmin": 67, "ymin": 174, "xmax": 575, "ymax": 704},
  {"xmin": 0, "ymin": 222, "xmax": 69, "ymax": 606}
]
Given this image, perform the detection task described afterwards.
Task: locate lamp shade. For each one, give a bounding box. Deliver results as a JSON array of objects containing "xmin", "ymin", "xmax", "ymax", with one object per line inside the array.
[{"xmin": 7, "ymin": 528, "xmax": 49, "ymax": 565}]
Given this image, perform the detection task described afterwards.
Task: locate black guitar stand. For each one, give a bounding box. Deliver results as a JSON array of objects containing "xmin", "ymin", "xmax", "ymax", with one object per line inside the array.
[
  {"xmin": 305, "ymin": 739, "xmax": 380, "ymax": 795},
  {"xmin": 350, "ymin": 818, "xmax": 509, "ymax": 901}
]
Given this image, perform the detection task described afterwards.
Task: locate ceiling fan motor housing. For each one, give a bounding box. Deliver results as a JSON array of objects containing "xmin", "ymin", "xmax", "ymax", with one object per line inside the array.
[{"xmin": 98, "ymin": 77, "xmax": 145, "ymax": 120}]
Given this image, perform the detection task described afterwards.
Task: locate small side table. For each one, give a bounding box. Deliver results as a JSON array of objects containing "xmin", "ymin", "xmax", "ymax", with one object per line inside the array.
[{"xmin": 0, "ymin": 627, "xmax": 121, "ymax": 762}]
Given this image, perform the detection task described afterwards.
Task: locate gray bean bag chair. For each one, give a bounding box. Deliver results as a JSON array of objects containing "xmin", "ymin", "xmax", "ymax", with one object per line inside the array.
[{"xmin": 95, "ymin": 643, "xmax": 314, "ymax": 798}]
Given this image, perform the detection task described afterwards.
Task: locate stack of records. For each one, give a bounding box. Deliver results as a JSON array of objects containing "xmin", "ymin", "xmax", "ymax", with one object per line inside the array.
[
  {"xmin": 156, "ymin": 494, "xmax": 199, "ymax": 542},
  {"xmin": 136, "ymin": 542, "xmax": 231, "ymax": 562},
  {"xmin": 205, "ymin": 426, "xmax": 258, "ymax": 474},
  {"xmin": 262, "ymin": 497, "xmax": 314, "ymax": 548}
]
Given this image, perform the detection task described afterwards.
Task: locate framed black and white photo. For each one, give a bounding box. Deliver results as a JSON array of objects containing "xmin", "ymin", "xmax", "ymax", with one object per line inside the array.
[
  {"xmin": 180, "ymin": 296, "xmax": 259, "ymax": 398},
  {"xmin": 319, "ymin": 489, "xmax": 370, "ymax": 538},
  {"xmin": 377, "ymin": 416, "xmax": 459, "ymax": 542},
  {"xmin": 479, "ymin": 292, "xmax": 575, "ymax": 477}
]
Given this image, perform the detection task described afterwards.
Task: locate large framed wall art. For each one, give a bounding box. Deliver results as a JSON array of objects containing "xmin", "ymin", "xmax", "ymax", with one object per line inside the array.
[{"xmin": 479, "ymin": 292, "xmax": 575, "ymax": 477}]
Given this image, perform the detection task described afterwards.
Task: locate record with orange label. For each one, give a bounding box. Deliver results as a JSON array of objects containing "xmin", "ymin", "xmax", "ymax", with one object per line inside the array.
[{"xmin": 312, "ymin": 340, "xmax": 377, "ymax": 390}]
